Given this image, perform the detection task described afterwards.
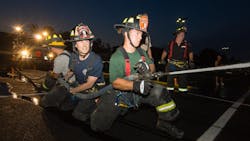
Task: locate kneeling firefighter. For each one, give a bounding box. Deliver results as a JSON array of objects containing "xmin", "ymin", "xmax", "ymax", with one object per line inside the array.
[
  {"xmin": 40, "ymin": 33, "xmax": 75, "ymax": 109},
  {"xmin": 66, "ymin": 23, "xmax": 105, "ymax": 121},
  {"xmin": 90, "ymin": 14, "xmax": 184, "ymax": 139}
]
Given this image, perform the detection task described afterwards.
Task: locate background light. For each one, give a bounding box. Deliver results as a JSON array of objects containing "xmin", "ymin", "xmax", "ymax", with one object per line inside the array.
[
  {"xmin": 34, "ymin": 34, "xmax": 42, "ymax": 40},
  {"xmin": 48, "ymin": 52, "xmax": 54, "ymax": 58},
  {"xmin": 14, "ymin": 26, "xmax": 22, "ymax": 32},
  {"xmin": 32, "ymin": 97, "xmax": 39, "ymax": 105},
  {"xmin": 42, "ymin": 31, "xmax": 48, "ymax": 36}
]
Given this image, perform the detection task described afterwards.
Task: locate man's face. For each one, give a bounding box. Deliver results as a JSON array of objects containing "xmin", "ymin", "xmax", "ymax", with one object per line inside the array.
[
  {"xmin": 75, "ymin": 40, "xmax": 91, "ymax": 56},
  {"xmin": 176, "ymin": 32, "xmax": 185, "ymax": 41},
  {"xmin": 128, "ymin": 29, "xmax": 143, "ymax": 47},
  {"xmin": 50, "ymin": 47, "xmax": 58, "ymax": 54}
]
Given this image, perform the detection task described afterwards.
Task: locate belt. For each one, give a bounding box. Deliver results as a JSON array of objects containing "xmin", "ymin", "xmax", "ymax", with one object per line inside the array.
[{"xmin": 168, "ymin": 59, "xmax": 187, "ymax": 68}]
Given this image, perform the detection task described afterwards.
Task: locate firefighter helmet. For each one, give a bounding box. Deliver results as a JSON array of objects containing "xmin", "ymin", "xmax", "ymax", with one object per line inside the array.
[
  {"xmin": 175, "ymin": 26, "xmax": 187, "ymax": 34},
  {"xmin": 44, "ymin": 33, "xmax": 66, "ymax": 48},
  {"xmin": 114, "ymin": 14, "xmax": 149, "ymax": 34},
  {"xmin": 174, "ymin": 17, "xmax": 187, "ymax": 35},
  {"xmin": 69, "ymin": 23, "xmax": 95, "ymax": 41}
]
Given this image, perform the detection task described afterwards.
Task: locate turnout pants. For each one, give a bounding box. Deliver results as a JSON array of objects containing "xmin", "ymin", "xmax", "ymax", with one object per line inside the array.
[
  {"xmin": 166, "ymin": 63, "xmax": 188, "ymax": 92},
  {"xmin": 41, "ymin": 85, "xmax": 97, "ymax": 122},
  {"xmin": 90, "ymin": 85, "xmax": 179, "ymax": 132},
  {"xmin": 40, "ymin": 85, "xmax": 77, "ymax": 111}
]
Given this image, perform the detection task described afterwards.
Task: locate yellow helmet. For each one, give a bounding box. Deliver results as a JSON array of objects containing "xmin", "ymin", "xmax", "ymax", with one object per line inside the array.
[
  {"xmin": 174, "ymin": 17, "xmax": 188, "ymax": 35},
  {"xmin": 44, "ymin": 33, "xmax": 66, "ymax": 48}
]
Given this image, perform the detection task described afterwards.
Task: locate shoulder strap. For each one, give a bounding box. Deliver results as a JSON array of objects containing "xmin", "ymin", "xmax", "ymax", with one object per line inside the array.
[
  {"xmin": 119, "ymin": 47, "xmax": 146, "ymax": 76},
  {"xmin": 168, "ymin": 40, "xmax": 175, "ymax": 59},
  {"xmin": 119, "ymin": 47, "xmax": 131, "ymax": 76},
  {"xmin": 183, "ymin": 42, "xmax": 188, "ymax": 59},
  {"xmin": 136, "ymin": 47, "xmax": 145, "ymax": 62}
]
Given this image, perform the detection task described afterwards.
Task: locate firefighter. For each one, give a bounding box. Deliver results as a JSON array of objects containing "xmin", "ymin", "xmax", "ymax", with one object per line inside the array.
[
  {"xmin": 68, "ymin": 23, "xmax": 105, "ymax": 121},
  {"xmin": 90, "ymin": 14, "xmax": 184, "ymax": 139},
  {"xmin": 160, "ymin": 20, "xmax": 194, "ymax": 94},
  {"xmin": 40, "ymin": 33, "xmax": 75, "ymax": 109},
  {"xmin": 215, "ymin": 55, "xmax": 225, "ymax": 87},
  {"xmin": 139, "ymin": 14, "xmax": 154, "ymax": 63},
  {"xmin": 41, "ymin": 33, "xmax": 71, "ymax": 91}
]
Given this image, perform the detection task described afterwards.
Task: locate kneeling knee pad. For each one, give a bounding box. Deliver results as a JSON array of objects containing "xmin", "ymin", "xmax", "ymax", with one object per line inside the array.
[
  {"xmin": 158, "ymin": 108, "xmax": 180, "ymax": 122},
  {"xmin": 150, "ymin": 84, "xmax": 173, "ymax": 105}
]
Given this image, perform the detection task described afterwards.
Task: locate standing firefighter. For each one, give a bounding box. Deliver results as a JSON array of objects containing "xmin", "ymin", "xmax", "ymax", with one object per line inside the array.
[
  {"xmin": 139, "ymin": 14, "xmax": 155, "ymax": 66},
  {"xmin": 160, "ymin": 18, "xmax": 194, "ymax": 94},
  {"xmin": 90, "ymin": 14, "xmax": 184, "ymax": 139}
]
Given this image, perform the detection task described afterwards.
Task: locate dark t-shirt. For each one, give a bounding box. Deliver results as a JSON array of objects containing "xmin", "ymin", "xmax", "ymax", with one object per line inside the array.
[
  {"xmin": 73, "ymin": 52, "xmax": 104, "ymax": 84},
  {"xmin": 165, "ymin": 40, "xmax": 192, "ymax": 61}
]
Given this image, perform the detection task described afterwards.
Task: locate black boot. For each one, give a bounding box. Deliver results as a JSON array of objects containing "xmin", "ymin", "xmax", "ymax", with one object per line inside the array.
[{"xmin": 157, "ymin": 120, "xmax": 184, "ymax": 139}]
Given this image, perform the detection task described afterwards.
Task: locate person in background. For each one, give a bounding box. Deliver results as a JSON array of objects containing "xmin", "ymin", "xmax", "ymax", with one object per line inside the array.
[{"xmin": 160, "ymin": 25, "xmax": 194, "ymax": 94}]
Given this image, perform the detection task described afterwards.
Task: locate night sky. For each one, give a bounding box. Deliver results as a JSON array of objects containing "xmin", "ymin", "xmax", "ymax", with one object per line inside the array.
[{"xmin": 0, "ymin": 0, "xmax": 250, "ymax": 60}]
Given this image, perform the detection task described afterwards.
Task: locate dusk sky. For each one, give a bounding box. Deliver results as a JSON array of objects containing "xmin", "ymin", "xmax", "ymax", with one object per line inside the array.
[{"xmin": 0, "ymin": 0, "xmax": 249, "ymax": 60}]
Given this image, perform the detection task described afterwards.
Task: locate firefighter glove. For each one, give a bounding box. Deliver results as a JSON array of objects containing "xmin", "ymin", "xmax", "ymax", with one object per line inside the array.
[
  {"xmin": 134, "ymin": 61, "xmax": 149, "ymax": 74},
  {"xmin": 133, "ymin": 80, "xmax": 152, "ymax": 96}
]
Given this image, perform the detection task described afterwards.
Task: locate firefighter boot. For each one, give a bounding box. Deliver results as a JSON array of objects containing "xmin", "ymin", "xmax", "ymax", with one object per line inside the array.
[{"xmin": 156, "ymin": 120, "xmax": 184, "ymax": 139}]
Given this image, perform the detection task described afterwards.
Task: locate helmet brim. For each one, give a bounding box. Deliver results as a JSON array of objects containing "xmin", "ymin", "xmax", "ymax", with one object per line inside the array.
[
  {"xmin": 114, "ymin": 24, "xmax": 148, "ymax": 34},
  {"xmin": 66, "ymin": 37, "xmax": 95, "ymax": 42},
  {"xmin": 173, "ymin": 30, "xmax": 186, "ymax": 36},
  {"xmin": 42, "ymin": 43, "xmax": 67, "ymax": 48},
  {"xmin": 48, "ymin": 45, "xmax": 67, "ymax": 48}
]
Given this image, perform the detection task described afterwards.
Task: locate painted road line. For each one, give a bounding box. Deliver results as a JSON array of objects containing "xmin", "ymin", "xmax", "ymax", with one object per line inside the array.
[
  {"xmin": 197, "ymin": 89, "xmax": 250, "ymax": 141},
  {"xmin": 188, "ymin": 92, "xmax": 250, "ymax": 108}
]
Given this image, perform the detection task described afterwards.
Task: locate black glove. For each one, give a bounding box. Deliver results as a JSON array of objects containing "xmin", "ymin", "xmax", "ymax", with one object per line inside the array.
[
  {"xmin": 189, "ymin": 61, "xmax": 195, "ymax": 69},
  {"xmin": 134, "ymin": 61, "xmax": 149, "ymax": 74},
  {"xmin": 133, "ymin": 80, "xmax": 152, "ymax": 96}
]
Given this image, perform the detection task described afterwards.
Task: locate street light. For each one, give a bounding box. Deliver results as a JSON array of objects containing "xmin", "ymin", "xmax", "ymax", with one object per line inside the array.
[
  {"xmin": 42, "ymin": 31, "xmax": 48, "ymax": 37},
  {"xmin": 34, "ymin": 33, "xmax": 42, "ymax": 41},
  {"xmin": 20, "ymin": 49, "xmax": 29, "ymax": 57},
  {"xmin": 12, "ymin": 25, "xmax": 24, "ymax": 52},
  {"xmin": 14, "ymin": 25, "xmax": 22, "ymax": 32}
]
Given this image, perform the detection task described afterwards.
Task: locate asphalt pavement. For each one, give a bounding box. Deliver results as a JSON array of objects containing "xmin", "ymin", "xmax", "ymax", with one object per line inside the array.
[{"xmin": 1, "ymin": 73, "xmax": 250, "ymax": 141}]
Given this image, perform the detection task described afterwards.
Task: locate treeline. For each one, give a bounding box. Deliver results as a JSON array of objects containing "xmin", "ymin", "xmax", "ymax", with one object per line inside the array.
[{"xmin": 0, "ymin": 31, "xmax": 238, "ymax": 68}]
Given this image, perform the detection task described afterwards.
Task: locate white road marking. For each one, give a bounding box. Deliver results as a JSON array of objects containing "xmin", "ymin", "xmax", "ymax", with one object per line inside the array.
[
  {"xmin": 188, "ymin": 92, "xmax": 250, "ymax": 107},
  {"xmin": 197, "ymin": 89, "xmax": 250, "ymax": 141}
]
